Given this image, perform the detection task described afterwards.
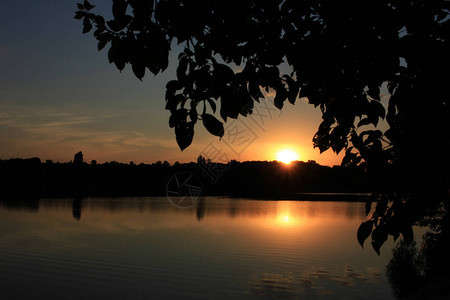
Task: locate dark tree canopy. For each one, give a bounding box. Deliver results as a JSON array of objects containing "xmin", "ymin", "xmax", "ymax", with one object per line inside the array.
[
  {"xmin": 74, "ymin": 151, "xmax": 84, "ymax": 165},
  {"xmin": 76, "ymin": 0, "xmax": 449, "ymax": 253}
]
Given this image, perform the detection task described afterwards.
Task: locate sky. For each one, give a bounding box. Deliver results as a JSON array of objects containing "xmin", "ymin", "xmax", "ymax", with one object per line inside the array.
[{"xmin": 0, "ymin": 0, "xmax": 344, "ymax": 166}]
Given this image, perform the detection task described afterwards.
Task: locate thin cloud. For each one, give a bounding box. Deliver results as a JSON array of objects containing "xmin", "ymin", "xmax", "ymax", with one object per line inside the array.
[
  {"xmin": 0, "ymin": 104, "xmax": 177, "ymax": 162},
  {"xmin": 0, "ymin": 104, "xmax": 113, "ymax": 133}
]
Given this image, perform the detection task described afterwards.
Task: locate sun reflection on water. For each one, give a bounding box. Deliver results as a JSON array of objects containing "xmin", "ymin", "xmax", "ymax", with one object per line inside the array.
[
  {"xmin": 281, "ymin": 214, "xmax": 290, "ymax": 223},
  {"xmin": 274, "ymin": 212, "xmax": 304, "ymax": 227},
  {"xmin": 272, "ymin": 201, "xmax": 303, "ymax": 227}
]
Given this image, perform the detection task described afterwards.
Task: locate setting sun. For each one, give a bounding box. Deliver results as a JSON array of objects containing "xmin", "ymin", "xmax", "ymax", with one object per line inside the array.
[{"xmin": 276, "ymin": 149, "xmax": 299, "ymax": 164}]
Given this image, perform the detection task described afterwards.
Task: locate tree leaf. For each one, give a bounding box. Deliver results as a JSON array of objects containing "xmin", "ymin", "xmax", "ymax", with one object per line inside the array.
[
  {"xmin": 175, "ymin": 122, "xmax": 194, "ymax": 151},
  {"xmin": 169, "ymin": 109, "xmax": 188, "ymax": 128},
  {"xmin": 202, "ymin": 113, "xmax": 224, "ymax": 137},
  {"xmin": 130, "ymin": 42, "xmax": 146, "ymax": 80},
  {"xmin": 107, "ymin": 16, "xmax": 132, "ymax": 32},
  {"xmin": 165, "ymin": 94, "xmax": 185, "ymax": 113},
  {"xmin": 357, "ymin": 220, "xmax": 373, "ymax": 248},
  {"xmin": 97, "ymin": 39, "xmax": 107, "ymax": 51},
  {"xmin": 113, "ymin": 57, "xmax": 126, "ymax": 72},
  {"xmin": 350, "ymin": 131, "xmax": 364, "ymax": 151},
  {"xmin": 83, "ymin": 0, "xmax": 95, "ymax": 11},
  {"xmin": 177, "ymin": 56, "xmax": 189, "ymax": 80},
  {"xmin": 371, "ymin": 225, "xmax": 388, "ymax": 255},
  {"xmin": 357, "ymin": 117, "xmax": 372, "ymax": 128},
  {"xmin": 189, "ymin": 106, "xmax": 198, "ymax": 123},
  {"xmin": 274, "ymin": 86, "xmax": 287, "ymax": 110},
  {"xmin": 112, "ymin": 0, "xmax": 127, "ymax": 19},
  {"xmin": 94, "ymin": 15, "xmax": 105, "ymax": 27},
  {"xmin": 74, "ymin": 11, "xmax": 85, "ymax": 20},
  {"xmin": 82, "ymin": 18, "xmax": 92, "ymax": 34},
  {"xmin": 166, "ymin": 80, "xmax": 183, "ymax": 91},
  {"xmin": 207, "ymin": 98, "xmax": 217, "ymax": 113},
  {"xmin": 341, "ymin": 147, "xmax": 360, "ymax": 167}
]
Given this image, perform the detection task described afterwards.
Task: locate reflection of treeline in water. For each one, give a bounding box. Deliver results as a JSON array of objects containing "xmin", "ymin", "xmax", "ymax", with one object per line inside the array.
[{"xmin": 0, "ymin": 155, "xmax": 372, "ymax": 198}]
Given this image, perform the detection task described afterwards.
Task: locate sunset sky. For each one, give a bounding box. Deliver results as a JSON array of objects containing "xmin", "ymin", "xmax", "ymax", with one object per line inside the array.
[{"xmin": 0, "ymin": 0, "xmax": 344, "ymax": 165}]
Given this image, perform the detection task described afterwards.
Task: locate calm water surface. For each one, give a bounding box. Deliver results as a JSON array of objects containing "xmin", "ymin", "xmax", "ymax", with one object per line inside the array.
[{"xmin": 0, "ymin": 197, "xmax": 396, "ymax": 299}]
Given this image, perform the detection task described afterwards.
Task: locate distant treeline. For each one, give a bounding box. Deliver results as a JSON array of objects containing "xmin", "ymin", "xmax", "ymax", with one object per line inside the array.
[{"xmin": 0, "ymin": 155, "xmax": 372, "ymax": 198}]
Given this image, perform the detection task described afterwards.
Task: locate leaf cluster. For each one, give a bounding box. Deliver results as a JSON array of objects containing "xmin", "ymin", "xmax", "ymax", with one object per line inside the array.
[
  {"xmin": 76, "ymin": 0, "xmax": 448, "ymax": 157},
  {"xmin": 76, "ymin": 1, "xmax": 450, "ymax": 253},
  {"xmin": 75, "ymin": 0, "xmax": 169, "ymax": 79},
  {"xmin": 357, "ymin": 194, "xmax": 414, "ymax": 255}
]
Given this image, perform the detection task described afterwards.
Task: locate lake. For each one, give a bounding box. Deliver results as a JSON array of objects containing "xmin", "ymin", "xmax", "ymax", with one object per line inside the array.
[{"xmin": 0, "ymin": 197, "xmax": 397, "ymax": 299}]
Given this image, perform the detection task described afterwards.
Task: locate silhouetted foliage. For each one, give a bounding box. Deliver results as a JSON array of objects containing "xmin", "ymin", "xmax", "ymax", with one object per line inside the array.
[
  {"xmin": 386, "ymin": 240, "xmax": 424, "ymax": 299},
  {"xmin": 75, "ymin": 0, "xmax": 449, "ymax": 254},
  {"xmin": 386, "ymin": 203, "xmax": 450, "ymax": 299},
  {"xmin": 74, "ymin": 151, "xmax": 84, "ymax": 165}
]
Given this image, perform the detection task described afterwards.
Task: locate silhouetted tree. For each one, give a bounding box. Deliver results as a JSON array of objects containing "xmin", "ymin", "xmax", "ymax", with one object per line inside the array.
[
  {"xmin": 197, "ymin": 155, "xmax": 206, "ymax": 165},
  {"xmin": 74, "ymin": 151, "xmax": 83, "ymax": 165},
  {"xmin": 91, "ymin": 159, "xmax": 97, "ymax": 165},
  {"xmin": 76, "ymin": 1, "xmax": 449, "ymax": 253}
]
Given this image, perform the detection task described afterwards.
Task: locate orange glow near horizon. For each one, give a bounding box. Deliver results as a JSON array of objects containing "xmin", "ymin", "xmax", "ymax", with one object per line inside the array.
[{"xmin": 275, "ymin": 149, "xmax": 299, "ymax": 164}]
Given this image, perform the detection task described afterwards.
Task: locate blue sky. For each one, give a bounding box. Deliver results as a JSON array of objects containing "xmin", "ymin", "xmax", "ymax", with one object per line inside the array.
[{"xmin": 0, "ymin": 0, "xmax": 344, "ymax": 165}]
